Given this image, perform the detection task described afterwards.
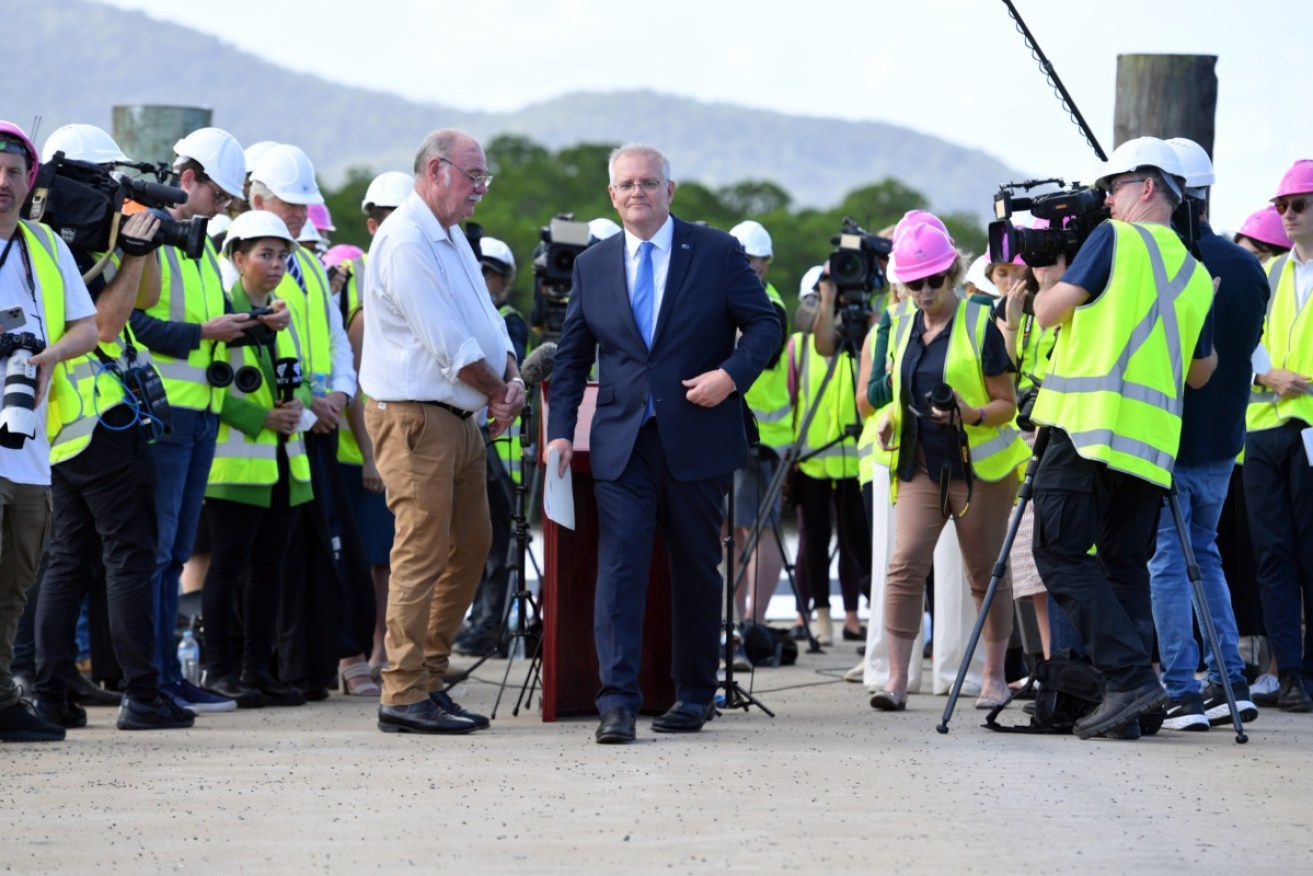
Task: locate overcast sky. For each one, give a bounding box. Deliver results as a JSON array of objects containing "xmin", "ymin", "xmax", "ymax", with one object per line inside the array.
[{"xmin": 98, "ymin": 0, "xmax": 1309, "ymax": 229}]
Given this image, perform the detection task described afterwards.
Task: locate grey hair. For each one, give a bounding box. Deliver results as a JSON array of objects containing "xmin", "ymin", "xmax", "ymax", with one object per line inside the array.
[
  {"xmin": 608, "ymin": 144, "xmax": 671, "ymax": 184},
  {"xmin": 247, "ymin": 179, "xmax": 274, "ymax": 203},
  {"xmin": 1143, "ymin": 168, "xmax": 1183, "ymax": 209},
  {"xmin": 413, "ymin": 129, "xmax": 471, "ymax": 176}
]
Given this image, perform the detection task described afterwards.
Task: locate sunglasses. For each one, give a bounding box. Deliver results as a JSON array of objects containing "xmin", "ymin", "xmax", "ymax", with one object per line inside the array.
[
  {"xmin": 1275, "ymin": 197, "xmax": 1309, "ymax": 217},
  {"xmin": 905, "ymin": 272, "xmax": 949, "ymax": 292}
]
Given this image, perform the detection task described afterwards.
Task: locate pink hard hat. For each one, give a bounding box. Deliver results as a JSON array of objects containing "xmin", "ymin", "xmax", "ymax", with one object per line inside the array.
[
  {"xmin": 322, "ymin": 243, "xmax": 364, "ymax": 269},
  {"xmin": 893, "ymin": 222, "xmax": 957, "ymax": 282},
  {"xmin": 893, "ymin": 209, "xmax": 952, "ymax": 246},
  {"xmin": 1237, "ymin": 205, "xmax": 1293, "ymax": 250},
  {"xmin": 0, "ymin": 120, "xmax": 40, "ymax": 191},
  {"xmin": 307, "ymin": 202, "xmax": 336, "ymax": 233},
  {"xmin": 1272, "ymin": 160, "xmax": 1313, "ymax": 201}
]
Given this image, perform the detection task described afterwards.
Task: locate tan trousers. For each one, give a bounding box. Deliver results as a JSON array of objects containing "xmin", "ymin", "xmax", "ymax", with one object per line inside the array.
[
  {"xmin": 366, "ymin": 401, "xmax": 491, "ymax": 706},
  {"xmin": 885, "ymin": 469, "xmax": 1018, "ymax": 643}
]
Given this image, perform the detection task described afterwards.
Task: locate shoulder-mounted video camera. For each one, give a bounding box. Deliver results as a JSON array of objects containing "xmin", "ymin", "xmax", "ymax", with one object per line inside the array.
[
  {"xmin": 823, "ymin": 218, "xmax": 890, "ymax": 350},
  {"xmin": 987, "ymin": 178, "xmax": 1108, "ymax": 268},
  {"xmin": 24, "ymin": 152, "xmax": 208, "ymax": 260},
  {"xmin": 532, "ymin": 214, "xmax": 593, "ymax": 339}
]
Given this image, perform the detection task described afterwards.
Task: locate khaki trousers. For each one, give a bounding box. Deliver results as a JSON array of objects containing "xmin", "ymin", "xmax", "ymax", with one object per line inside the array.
[{"xmin": 366, "ymin": 401, "xmax": 491, "ymax": 706}]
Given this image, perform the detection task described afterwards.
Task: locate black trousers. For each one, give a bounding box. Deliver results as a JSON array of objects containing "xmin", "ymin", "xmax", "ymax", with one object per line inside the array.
[
  {"xmin": 793, "ymin": 473, "xmax": 870, "ymax": 614},
  {"xmin": 35, "ymin": 413, "xmax": 160, "ymax": 702},
  {"xmin": 1243, "ymin": 421, "xmax": 1313, "ymax": 676},
  {"xmin": 1031, "ymin": 429, "xmax": 1162, "ymax": 691}
]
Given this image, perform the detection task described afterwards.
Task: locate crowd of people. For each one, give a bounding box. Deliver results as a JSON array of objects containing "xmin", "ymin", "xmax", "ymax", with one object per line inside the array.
[{"xmin": 0, "ymin": 119, "xmax": 1309, "ymax": 746}]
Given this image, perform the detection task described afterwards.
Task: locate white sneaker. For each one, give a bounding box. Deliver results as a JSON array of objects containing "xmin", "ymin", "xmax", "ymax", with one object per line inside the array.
[{"xmin": 843, "ymin": 661, "xmax": 865, "ymax": 683}]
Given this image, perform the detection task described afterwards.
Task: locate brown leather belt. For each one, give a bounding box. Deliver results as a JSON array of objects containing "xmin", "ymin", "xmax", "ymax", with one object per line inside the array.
[{"xmin": 418, "ymin": 400, "xmax": 474, "ymax": 420}]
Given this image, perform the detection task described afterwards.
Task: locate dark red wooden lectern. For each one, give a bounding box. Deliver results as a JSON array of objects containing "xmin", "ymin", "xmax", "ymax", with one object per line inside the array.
[{"xmin": 538, "ymin": 382, "xmax": 675, "ymax": 721}]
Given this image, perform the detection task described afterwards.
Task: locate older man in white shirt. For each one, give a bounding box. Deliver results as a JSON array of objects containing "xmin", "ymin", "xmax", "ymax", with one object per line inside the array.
[{"xmin": 361, "ymin": 129, "xmax": 524, "ymax": 734}]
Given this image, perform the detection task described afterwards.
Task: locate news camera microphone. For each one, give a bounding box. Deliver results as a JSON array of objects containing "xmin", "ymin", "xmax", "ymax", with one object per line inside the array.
[
  {"xmin": 519, "ymin": 341, "xmax": 558, "ymax": 387},
  {"xmin": 274, "ymin": 357, "xmax": 301, "ymax": 403}
]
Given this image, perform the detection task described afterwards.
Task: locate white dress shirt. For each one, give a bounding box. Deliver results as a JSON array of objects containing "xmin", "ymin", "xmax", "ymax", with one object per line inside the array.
[
  {"xmin": 622, "ymin": 215, "xmax": 674, "ymax": 335},
  {"xmin": 359, "ymin": 191, "xmax": 513, "ymax": 410}
]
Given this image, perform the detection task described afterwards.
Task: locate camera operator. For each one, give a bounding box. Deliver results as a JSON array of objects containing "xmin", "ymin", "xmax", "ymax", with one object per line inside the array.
[
  {"xmin": 788, "ymin": 266, "xmax": 870, "ymax": 646},
  {"xmin": 248, "ymin": 144, "xmax": 368, "ymax": 700},
  {"xmin": 126, "ymin": 127, "xmax": 281, "ymax": 715},
  {"xmin": 1245, "ymin": 159, "xmax": 1313, "ymax": 713},
  {"xmin": 869, "ymin": 221, "xmax": 1028, "ymax": 712},
  {"xmin": 1028, "ymin": 137, "xmax": 1217, "ymax": 740},
  {"xmin": 726, "ymin": 221, "xmax": 790, "ymax": 636},
  {"xmin": 28, "ymin": 125, "xmax": 197, "ymax": 731},
  {"xmin": 0, "ymin": 122, "xmax": 99, "ymax": 743},
  {"xmin": 453, "ymin": 236, "xmax": 527, "ymax": 658}
]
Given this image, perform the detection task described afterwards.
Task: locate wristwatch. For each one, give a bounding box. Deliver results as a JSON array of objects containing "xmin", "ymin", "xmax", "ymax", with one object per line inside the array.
[{"xmin": 975, "ymin": 408, "xmax": 987, "ymax": 427}]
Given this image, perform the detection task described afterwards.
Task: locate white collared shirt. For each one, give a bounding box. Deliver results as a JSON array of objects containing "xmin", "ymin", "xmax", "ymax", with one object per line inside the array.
[
  {"xmin": 1291, "ymin": 247, "xmax": 1313, "ymax": 312},
  {"xmin": 622, "ymin": 215, "xmax": 674, "ymax": 335},
  {"xmin": 359, "ymin": 191, "xmax": 513, "ymax": 410}
]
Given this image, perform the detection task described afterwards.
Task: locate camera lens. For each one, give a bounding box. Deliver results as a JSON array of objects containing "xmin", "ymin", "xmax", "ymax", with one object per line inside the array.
[{"xmin": 928, "ymin": 382, "xmax": 956, "ymax": 412}]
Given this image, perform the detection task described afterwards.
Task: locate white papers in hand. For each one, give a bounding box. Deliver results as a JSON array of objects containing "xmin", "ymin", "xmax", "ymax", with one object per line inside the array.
[{"xmin": 544, "ymin": 446, "xmax": 575, "ymax": 530}]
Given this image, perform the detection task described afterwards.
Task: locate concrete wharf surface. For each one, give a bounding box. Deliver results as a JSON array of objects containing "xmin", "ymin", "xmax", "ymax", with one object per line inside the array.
[{"xmin": 7, "ymin": 646, "xmax": 1311, "ymax": 875}]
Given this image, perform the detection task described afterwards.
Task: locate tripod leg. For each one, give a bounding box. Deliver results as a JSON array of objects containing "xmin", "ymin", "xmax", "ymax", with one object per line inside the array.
[{"xmin": 1165, "ymin": 485, "xmax": 1248, "ymax": 744}]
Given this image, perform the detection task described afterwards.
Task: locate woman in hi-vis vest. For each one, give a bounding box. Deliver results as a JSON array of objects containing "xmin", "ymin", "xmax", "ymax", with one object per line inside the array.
[{"xmin": 200, "ymin": 212, "xmax": 313, "ymax": 709}]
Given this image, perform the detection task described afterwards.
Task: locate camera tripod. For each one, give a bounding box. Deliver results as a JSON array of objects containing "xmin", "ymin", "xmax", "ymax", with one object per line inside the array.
[
  {"xmin": 719, "ymin": 483, "xmax": 775, "ymax": 716},
  {"xmin": 935, "ymin": 427, "xmax": 1250, "ymax": 744}
]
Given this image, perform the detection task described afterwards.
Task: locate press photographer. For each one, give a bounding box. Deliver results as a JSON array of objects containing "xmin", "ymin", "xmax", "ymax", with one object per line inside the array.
[
  {"xmin": 23, "ymin": 124, "xmax": 196, "ymax": 732},
  {"xmin": 1027, "ymin": 136, "xmax": 1217, "ymax": 740},
  {"xmin": 0, "ymin": 121, "xmax": 99, "ymax": 743}
]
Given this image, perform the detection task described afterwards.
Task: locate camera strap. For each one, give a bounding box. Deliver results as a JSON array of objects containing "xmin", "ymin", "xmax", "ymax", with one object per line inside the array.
[
  {"xmin": 2, "ymin": 230, "xmax": 48, "ymax": 342},
  {"xmin": 939, "ymin": 414, "xmax": 974, "ymax": 520}
]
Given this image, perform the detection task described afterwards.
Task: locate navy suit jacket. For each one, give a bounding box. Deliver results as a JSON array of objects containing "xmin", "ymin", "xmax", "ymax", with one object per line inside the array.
[{"xmin": 547, "ymin": 216, "xmax": 781, "ymax": 482}]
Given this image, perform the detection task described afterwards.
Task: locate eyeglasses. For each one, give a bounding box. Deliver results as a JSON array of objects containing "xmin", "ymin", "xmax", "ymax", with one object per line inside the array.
[
  {"xmin": 905, "ymin": 272, "xmax": 949, "ymax": 292},
  {"xmin": 1106, "ymin": 176, "xmax": 1145, "ymax": 195},
  {"xmin": 202, "ymin": 177, "xmax": 232, "ymax": 207},
  {"xmin": 611, "ymin": 179, "xmax": 665, "ymax": 193},
  {"xmin": 440, "ymin": 157, "xmax": 493, "ymax": 188},
  {"xmin": 1274, "ymin": 197, "xmax": 1309, "ymax": 217}
]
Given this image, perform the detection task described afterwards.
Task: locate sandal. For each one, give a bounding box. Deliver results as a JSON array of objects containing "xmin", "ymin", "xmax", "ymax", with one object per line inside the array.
[
  {"xmin": 340, "ymin": 662, "xmax": 381, "ymax": 697},
  {"xmin": 870, "ymin": 690, "xmax": 907, "ymax": 712},
  {"xmin": 974, "ymin": 693, "xmax": 1010, "ymax": 710}
]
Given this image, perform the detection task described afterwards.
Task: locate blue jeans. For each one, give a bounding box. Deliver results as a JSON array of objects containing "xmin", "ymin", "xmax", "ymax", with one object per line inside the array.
[
  {"xmin": 1148, "ymin": 458, "xmax": 1245, "ymax": 698},
  {"xmin": 149, "ymin": 408, "xmax": 218, "ymax": 685}
]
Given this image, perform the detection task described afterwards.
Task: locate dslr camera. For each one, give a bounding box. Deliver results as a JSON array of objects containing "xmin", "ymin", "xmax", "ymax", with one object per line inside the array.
[
  {"xmin": 0, "ymin": 319, "xmax": 46, "ymax": 450},
  {"xmin": 532, "ymin": 215, "xmax": 593, "ymax": 340},
  {"xmin": 987, "ymin": 178, "xmax": 1108, "ymax": 268},
  {"xmin": 24, "ymin": 152, "xmax": 208, "ymax": 259}
]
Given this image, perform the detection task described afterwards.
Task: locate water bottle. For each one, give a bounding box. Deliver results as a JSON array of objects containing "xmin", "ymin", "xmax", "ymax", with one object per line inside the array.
[
  {"xmin": 177, "ymin": 630, "xmax": 200, "ymax": 684},
  {"xmin": 311, "ymin": 372, "xmax": 328, "ymax": 398}
]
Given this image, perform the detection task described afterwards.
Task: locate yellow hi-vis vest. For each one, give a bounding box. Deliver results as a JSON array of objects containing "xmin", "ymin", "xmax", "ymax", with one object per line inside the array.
[
  {"xmin": 790, "ymin": 331, "xmax": 859, "ymax": 480},
  {"xmin": 15, "ymin": 221, "xmax": 74, "ymax": 441},
  {"xmin": 207, "ymin": 304, "xmax": 311, "ymax": 489},
  {"xmin": 150, "ymin": 238, "xmax": 227, "ymax": 413},
  {"xmin": 858, "ymin": 300, "xmax": 915, "ymax": 484},
  {"xmin": 1030, "ymin": 220, "xmax": 1214, "ymax": 488},
  {"xmin": 1015, "ymin": 312, "xmax": 1057, "ymax": 394},
  {"xmin": 887, "ymin": 298, "xmax": 1029, "ymax": 499},
  {"xmin": 337, "ymin": 255, "xmax": 367, "ymax": 466},
  {"xmin": 488, "ymin": 301, "xmax": 527, "ymax": 485},
  {"xmin": 1247, "ymin": 252, "xmax": 1313, "ymax": 432},
  {"xmin": 50, "ymin": 326, "xmax": 148, "ymax": 465},
  {"xmin": 277, "ymin": 248, "xmax": 332, "ymax": 388},
  {"xmin": 745, "ymin": 282, "xmax": 792, "ymax": 453}
]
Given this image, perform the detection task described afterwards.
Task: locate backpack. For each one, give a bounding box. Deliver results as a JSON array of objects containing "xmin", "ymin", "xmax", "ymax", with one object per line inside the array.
[
  {"xmin": 984, "ymin": 651, "xmax": 1103, "ymax": 734},
  {"xmin": 740, "ymin": 622, "xmax": 799, "ymax": 667}
]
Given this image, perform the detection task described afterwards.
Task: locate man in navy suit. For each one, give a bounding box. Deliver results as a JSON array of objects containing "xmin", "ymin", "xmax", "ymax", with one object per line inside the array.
[{"xmin": 545, "ymin": 144, "xmax": 781, "ymax": 744}]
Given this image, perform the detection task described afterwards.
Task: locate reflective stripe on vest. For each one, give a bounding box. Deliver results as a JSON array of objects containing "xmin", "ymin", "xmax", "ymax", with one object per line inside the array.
[
  {"xmin": 17, "ymin": 221, "xmax": 74, "ymax": 440},
  {"xmin": 791, "ymin": 332, "xmax": 859, "ymax": 479},
  {"xmin": 888, "ymin": 299, "xmax": 1029, "ymax": 493},
  {"xmin": 1029, "ymin": 221, "xmax": 1214, "ymax": 487},
  {"xmin": 1247, "ymin": 252, "xmax": 1313, "ymax": 430},
  {"xmin": 208, "ymin": 314, "xmax": 311, "ymax": 487},
  {"xmin": 151, "ymin": 240, "xmax": 226, "ymax": 411},
  {"xmin": 50, "ymin": 333, "xmax": 135, "ymax": 465}
]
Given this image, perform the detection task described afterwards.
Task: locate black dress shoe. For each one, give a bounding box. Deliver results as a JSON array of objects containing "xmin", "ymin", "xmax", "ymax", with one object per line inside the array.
[
  {"xmin": 240, "ymin": 671, "xmax": 306, "ymax": 707},
  {"xmin": 595, "ymin": 706, "xmax": 636, "ymax": 744},
  {"xmin": 651, "ymin": 701, "xmax": 714, "ymax": 734},
  {"xmin": 842, "ymin": 625, "xmax": 867, "ymax": 641},
  {"xmin": 1074, "ymin": 679, "xmax": 1167, "ymax": 740},
  {"xmin": 202, "ymin": 674, "xmax": 265, "ymax": 709},
  {"xmin": 378, "ymin": 700, "xmax": 477, "ymax": 734},
  {"xmin": 34, "ymin": 696, "xmax": 87, "ymax": 729},
  {"xmin": 67, "ymin": 672, "xmax": 122, "ymax": 707},
  {"xmin": 430, "ymin": 690, "xmax": 489, "ymax": 728},
  {"xmin": 0, "ymin": 701, "xmax": 66, "ymax": 742}
]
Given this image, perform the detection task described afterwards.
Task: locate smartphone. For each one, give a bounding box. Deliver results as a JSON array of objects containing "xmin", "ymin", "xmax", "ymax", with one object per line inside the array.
[{"xmin": 1, "ymin": 305, "xmax": 27, "ymax": 332}]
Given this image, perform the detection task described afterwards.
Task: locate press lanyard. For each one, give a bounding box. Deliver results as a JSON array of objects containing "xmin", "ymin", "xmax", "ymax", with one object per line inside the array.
[{"xmin": 0, "ymin": 228, "xmax": 46, "ymax": 342}]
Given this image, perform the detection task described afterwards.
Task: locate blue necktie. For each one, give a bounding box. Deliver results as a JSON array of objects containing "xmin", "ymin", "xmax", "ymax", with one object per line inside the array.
[
  {"xmin": 632, "ymin": 241, "xmax": 656, "ymax": 420},
  {"xmin": 287, "ymin": 253, "xmax": 305, "ymax": 292}
]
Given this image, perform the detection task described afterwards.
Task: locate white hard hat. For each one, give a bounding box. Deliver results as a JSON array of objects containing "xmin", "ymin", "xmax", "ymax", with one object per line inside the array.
[
  {"xmin": 362, "ymin": 171, "xmax": 413, "ymax": 212},
  {"xmin": 251, "ymin": 144, "xmax": 323, "ymax": 205},
  {"xmin": 298, "ymin": 221, "xmax": 322, "ymax": 244},
  {"xmin": 173, "ymin": 127, "xmax": 246, "ymax": 199},
  {"xmin": 1164, "ymin": 137, "xmax": 1216, "ymax": 192},
  {"xmin": 41, "ymin": 124, "xmax": 127, "ymax": 164},
  {"xmin": 243, "ymin": 140, "xmax": 278, "ymax": 174},
  {"xmin": 479, "ymin": 236, "xmax": 516, "ymax": 274},
  {"xmin": 729, "ymin": 220, "xmax": 773, "ymax": 258},
  {"xmin": 207, "ymin": 213, "xmax": 232, "ymax": 238},
  {"xmin": 964, "ymin": 254, "xmax": 998, "ymax": 297},
  {"xmin": 588, "ymin": 217, "xmax": 621, "ymax": 241},
  {"xmin": 222, "ymin": 210, "xmax": 300, "ymax": 258},
  {"xmin": 1095, "ymin": 136, "xmax": 1187, "ymax": 198},
  {"xmin": 885, "ymin": 254, "xmax": 900, "ymax": 286},
  {"xmin": 799, "ymin": 265, "xmax": 824, "ymax": 297}
]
